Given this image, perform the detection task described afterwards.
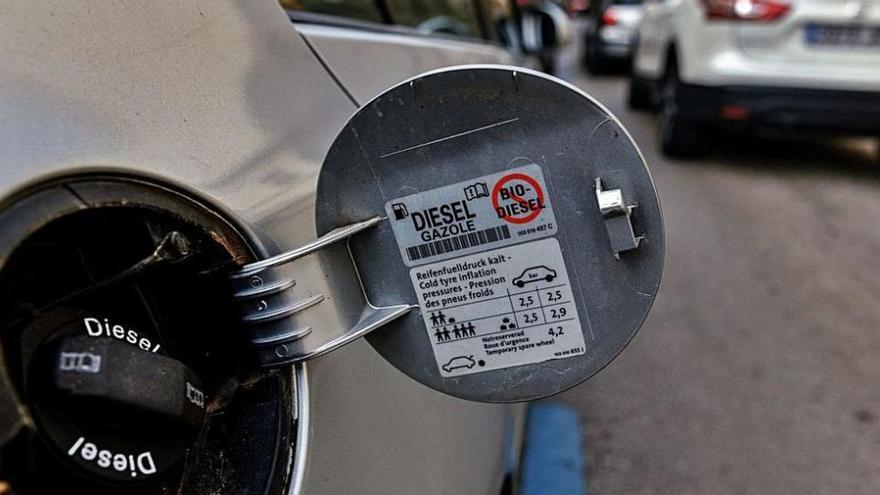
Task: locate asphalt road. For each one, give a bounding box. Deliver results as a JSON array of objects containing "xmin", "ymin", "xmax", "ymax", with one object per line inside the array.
[{"xmin": 554, "ymin": 45, "xmax": 880, "ymax": 494}]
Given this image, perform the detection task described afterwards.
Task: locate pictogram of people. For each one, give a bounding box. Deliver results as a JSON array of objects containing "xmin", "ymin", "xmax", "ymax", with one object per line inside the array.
[
  {"xmin": 433, "ymin": 318, "xmax": 478, "ymax": 342},
  {"xmin": 430, "ymin": 311, "xmax": 448, "ymax": 327}
]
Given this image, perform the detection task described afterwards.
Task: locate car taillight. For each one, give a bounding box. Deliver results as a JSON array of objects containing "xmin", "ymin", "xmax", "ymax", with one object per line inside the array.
[
  {"xmin": 700, "ymin": 0, "xmax": 790, "ymax": 21},
  {"xmin": 602, "ymin": 9, "xmax": 619, "ymax": 26}
]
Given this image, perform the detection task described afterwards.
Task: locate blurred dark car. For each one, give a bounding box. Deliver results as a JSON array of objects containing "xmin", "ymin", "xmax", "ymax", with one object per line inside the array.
[{"xmin": 583, "ymin": 0, "xmax": 644, "ymax": 73}]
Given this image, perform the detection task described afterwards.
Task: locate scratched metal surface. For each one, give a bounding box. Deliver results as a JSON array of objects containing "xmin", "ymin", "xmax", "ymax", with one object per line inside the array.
[{"xmin": 316, "ymin": 66, "xmax": 664, "ymax": 403}]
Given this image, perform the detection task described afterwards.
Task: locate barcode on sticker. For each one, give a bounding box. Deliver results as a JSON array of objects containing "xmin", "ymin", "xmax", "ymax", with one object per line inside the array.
[{"xmin": 406, "ymin": 225, "xmax": 511, "ymax": 261}]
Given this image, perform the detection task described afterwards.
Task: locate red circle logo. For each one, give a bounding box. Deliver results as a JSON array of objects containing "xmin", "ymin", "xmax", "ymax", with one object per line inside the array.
[{"xmin": 491, "ymin": 173, "xmax": 545, "ymax": 224}]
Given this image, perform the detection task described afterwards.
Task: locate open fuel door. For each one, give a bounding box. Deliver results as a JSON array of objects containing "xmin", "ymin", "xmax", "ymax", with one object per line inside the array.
[
  {"xmin": 314, "ymin": 65, "xmax": 663, "ymax": 402},
  {"xmin": 235, "ymin": 65, "xmax": 663, "ymax": 403}
]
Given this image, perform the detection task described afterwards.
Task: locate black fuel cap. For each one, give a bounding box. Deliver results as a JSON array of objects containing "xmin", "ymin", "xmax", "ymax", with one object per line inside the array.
[
  {"xmin": 29, "ymin": 334, "xmax": 207, "ymax": 483},
  {"xmin": 47, "ymin": 336, "xmax": 205, "ymax": 432}
]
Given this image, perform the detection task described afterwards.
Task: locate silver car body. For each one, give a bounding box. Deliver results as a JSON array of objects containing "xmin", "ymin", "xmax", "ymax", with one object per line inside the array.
[
  {"xmin": 0, "ymin": 1, "xmax": 522, "ymax": 493},
  {"xmin": 598, "ymin": 1, "xmax": 645, "ymax": 56}
]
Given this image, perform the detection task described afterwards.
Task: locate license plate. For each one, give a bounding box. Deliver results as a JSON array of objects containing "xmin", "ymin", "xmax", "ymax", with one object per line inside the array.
[{"xmin": 805, "ymin": 24, "xmax": 880, "ymax": 48}]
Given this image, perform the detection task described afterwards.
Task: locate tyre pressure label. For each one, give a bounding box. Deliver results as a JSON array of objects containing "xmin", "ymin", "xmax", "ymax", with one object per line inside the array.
[
  {"xmin": 409, "ymin": 238, "xmax": 586, "ymax": 377},
  {"xmin": 385, "ymin": 164, "xmax": 557, "ymax": 267}
]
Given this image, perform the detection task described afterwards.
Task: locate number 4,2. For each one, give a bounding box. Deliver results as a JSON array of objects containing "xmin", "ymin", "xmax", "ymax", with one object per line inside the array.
[{"xmin": 548, "ymin": 326, "xmax": 564, "ymax": 337}]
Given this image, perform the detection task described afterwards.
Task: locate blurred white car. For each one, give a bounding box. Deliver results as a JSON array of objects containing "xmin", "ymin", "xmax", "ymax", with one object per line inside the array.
[{"xmin": 628, "ymin": 0, "xmax": 880, "ymax": 156}]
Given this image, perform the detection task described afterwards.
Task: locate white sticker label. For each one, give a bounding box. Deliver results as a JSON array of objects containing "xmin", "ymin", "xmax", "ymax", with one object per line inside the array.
[
  {"xmin": 385, "ymin": 164, "xmax": 557, "ymax": 267},
  {"xmin": 410, "ymin": 238, "xmax": 587, "ymax": 377}
]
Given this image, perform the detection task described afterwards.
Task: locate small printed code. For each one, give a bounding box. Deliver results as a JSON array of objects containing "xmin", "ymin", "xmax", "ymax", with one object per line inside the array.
[{"xmin": 406, "ymin": 225, "xmax": 511, "ymax": 261}]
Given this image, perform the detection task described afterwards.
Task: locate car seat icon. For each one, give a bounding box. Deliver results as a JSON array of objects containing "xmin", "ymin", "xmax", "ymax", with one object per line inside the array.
[
  {"xmin": 442, "ymin": 355, "xmax": 476, "ymax": 373},
  {"xmin": 512, "ymin": 266, "xmax": 557, "ymax": 288}
]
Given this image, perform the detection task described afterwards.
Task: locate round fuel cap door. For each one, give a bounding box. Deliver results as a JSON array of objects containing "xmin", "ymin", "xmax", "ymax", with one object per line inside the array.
[{"xmin": 316, "ymin": 66, "xmax": 663, "ymax": 402}]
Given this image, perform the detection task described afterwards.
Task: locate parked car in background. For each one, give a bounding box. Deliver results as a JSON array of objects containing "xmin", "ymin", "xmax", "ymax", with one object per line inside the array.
[
  {"xmin": 629, "ymin": 0, "xmax": 880, "ymax": 157},
  {"xmin": 0, "ymin": 1, "xmax": 568, "ymax": 494},
  {"xmin": 583, "ymin": 0, "xmax": 645, "ymax": 73},
  {"xmin": 565, "ymin": 0, "xmax": 594, "ymax": 17}
]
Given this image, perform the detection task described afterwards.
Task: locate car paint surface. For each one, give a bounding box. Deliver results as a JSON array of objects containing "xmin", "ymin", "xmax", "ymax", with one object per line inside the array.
[
  {"xmin": 0, "ymin": 1, "xmax": 516, "ymax": 494},
  {"xmin": 297, "ymin": 24, "xmax": 515, "ymax": 104}
]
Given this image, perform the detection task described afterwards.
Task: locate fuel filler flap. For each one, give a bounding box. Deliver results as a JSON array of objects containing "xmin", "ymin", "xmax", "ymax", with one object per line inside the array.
[{"xmin": 315, "ymin": 65, "xmax": 664, "ymax": 402}]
